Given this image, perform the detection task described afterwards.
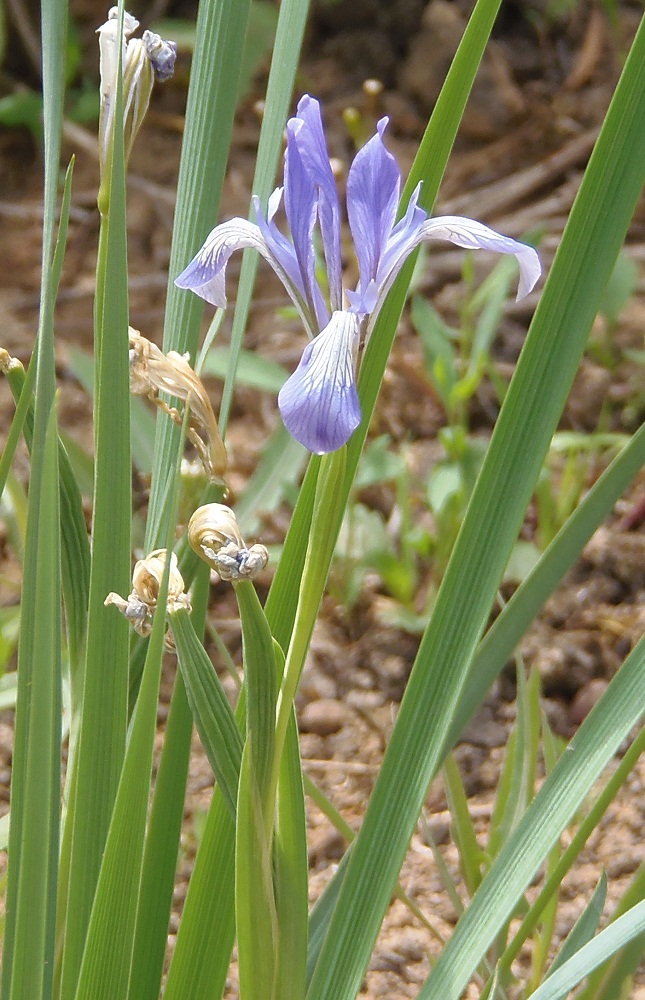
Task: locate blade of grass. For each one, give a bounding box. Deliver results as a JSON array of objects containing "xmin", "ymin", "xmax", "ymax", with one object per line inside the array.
[
  {"xmin": 73, "ymin": 387, "xmax": 188, "ymax": 1000},
  {"xmin": 59, "ymin": 9, "xmax": 132, "ymax": 991},
  {"xmin": 236, "ymin": 740, "xmax": 278, "ymax": 1000},
  {"xmin": 1, "ymin": 0, "xmax": 67, "ymax": 986},
  {"xmin": 525, "ymin": 898, "xmax": 645, "ymax": 1000},
  {"xmin": 127, "ymin": 565, "xmax": 209, "ymax": 1000},
  {"xmin": 3, "ymin": 408, "xmax": 61, "ymax": 1000},
  {"xmin": 274, "ymin": 708, "xmax": 308, "ymax": 1000},
  {"xmin": 546, "ymin": 871, "xmax": 607, "ymax": 979},
  {"xmin": 235, "ymin": 581, "xmax": 277, "ymax": 814},
  {"xmin": 498, "ymin": 721, "xmax": 645, "ymax": 980},
  {"xmin": 162, "ymin": 704, "xmax": 244, "ymax": 1000},
  {"xmin": 172, "ymin": 608, "xmax": 243, "ymax": 817},
  {"xmin": 576, "ymin": 862, "xmax": 645, "ymax": 999}
]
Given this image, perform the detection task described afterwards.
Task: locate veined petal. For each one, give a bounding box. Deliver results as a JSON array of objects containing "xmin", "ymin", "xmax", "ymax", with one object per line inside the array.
[
  {"xmin": 175, "ymin": 212, "xmax": 317, "ymax": 336},
  {"xmin": 347, "ymin": 185, "xmax": 426, "ymax": 316},
  {"xmin": 278, "ymin": 311, "xmax": 361, "ymax": 454},
  {"xmin": 290, "ymin": 95, "xmax": 343, "ymax": 310},
  {"xmin": 347, "ymin": 117, "xmax": 401, "ymax": 297},
  {"xmin": 284, "ymin": 123, "xmax": 329, "ymax": 330},
  {"xmin": 371, "ymin": 214, "xmax": 541, "ymax": 320},
  {"xmin": 419, "ymin": 217, "xmax": 541, "ymax": 299}
]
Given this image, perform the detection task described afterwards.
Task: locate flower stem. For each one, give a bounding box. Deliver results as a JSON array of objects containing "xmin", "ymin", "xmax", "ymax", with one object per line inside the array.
[{"xmin": 266, "ymin": 448, "xmax": 346, "ymax": 831}]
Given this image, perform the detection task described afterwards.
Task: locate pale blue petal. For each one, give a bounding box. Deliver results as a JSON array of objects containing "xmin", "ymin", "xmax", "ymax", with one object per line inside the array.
[
  {"xmin": 278, "ymin": 311, "xmax": 361, "ymax": 454},
  {"xmin": 284, "ymin": 123, "xmax": 329, "ymax": 330},
  {"xmin": 370, "ymin": 214, "xmax": 541, "ymax": 320},
  {"xmin": 176, "ymin": 208, "xmax": 318, "ymax": 337},
  {"xmin": 174, "ymin": 217, "xmax": 265, "ymax": 306},
  {"xmin": 347, "ymin": 117, "xmax": 401, "ymax": 297},
  {"xmin": 290, "ymin": 95, "xmax": 343, "ymax": 310}
]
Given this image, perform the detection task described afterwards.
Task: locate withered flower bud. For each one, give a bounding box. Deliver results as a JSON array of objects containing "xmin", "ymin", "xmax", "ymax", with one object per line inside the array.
[
  {"xmin": 129, "ymin": 328, "xmax": 227, "ymax": 481},
  {"xmin": 188, "ymin": 503, "xmax": 268, "ymax": 582},
  {"xmin": 105, "ymin": 548, "xmax": 190, "ymax": 649}
]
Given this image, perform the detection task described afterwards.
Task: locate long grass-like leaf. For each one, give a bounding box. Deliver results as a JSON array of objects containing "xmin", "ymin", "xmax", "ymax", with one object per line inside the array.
[
  {"xmin": 274, "ymin": 709, "xmax": 308, "ymax": 1000},
  {"xmin": 525, "ymin": 898, "xmax": 645, "ymax": 1000},
  {"xmin": 127, "ymin": 568, "xmax": 209, "ymax": 1000},
  {"xmin": 1, "ymin": 0, "xmax": 67, "ymax": 987},
  {"xmin": 3, "ymin": 408, "xmax": 61, "ymax": 1000},
  {"xmin": 59, "ymin": 9, "xmax": 131, "ymax": 991},
  {"xmin": 236, "ymin": 741, "xmax": 278, "ymax": 1000},
  {"xmin": 418, "ymin": 631, "xmax": 645, "ymax": 999},
  {"xmin": 546, "ymin": 871, "xmax": 607, "ymax": 979},
  {"xmin": 172, "ymin": 608, "xmax": 243, "ymax": 817}
]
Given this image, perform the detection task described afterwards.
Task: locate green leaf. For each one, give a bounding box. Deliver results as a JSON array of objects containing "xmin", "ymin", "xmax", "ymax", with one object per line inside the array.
[
  {"xmin": 59, "ymin": 9, "xmax": 132, "ymax": 990},
  {"xmin": 235, "ymin": 581, "xmax": 277, "ymax": 813},
  {"xmin": 172, "ymin": 608, "xmax": 243, "ymax": 817},
  {"xmin": 201, "ymin": 345, "xmax": 289, "ymax": 393},
  {"xmin": 547, "ymin": 871, "xmax": 607, "ymax": 978},
  {"xmin": 73, "ymin": 567, "xmax": 168, "ymax": 1000},
  {"xmin": 127, "ymin": 568, "xmax": 210, "ymax": 1000},
  {"xmin": 274, "ymin": 707, "xmax": 308, "ymax": 1000},
  {"xmin": 526, "ymin": 898, "xmax": 645, "ymax": 1000},
  {"xmin": 236, "ymin": 740, "xmax": 278, "ymax": 1000},
  {"xmin": 238, "ymin": 1, "xmax": 280, "ymax": 101},
  {"xmin": 3, "ymin": 407, "xmax": 61, "ymax": 1000},
  {"xmin": 442, "ymin": 754, "xmax": 483, "ymax": 896}
]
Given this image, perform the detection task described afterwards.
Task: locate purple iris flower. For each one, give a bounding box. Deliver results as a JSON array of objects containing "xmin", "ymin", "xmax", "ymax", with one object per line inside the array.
[{"xmin": 176, "ymin": 95, "xmax": 541, "ymax": 454}]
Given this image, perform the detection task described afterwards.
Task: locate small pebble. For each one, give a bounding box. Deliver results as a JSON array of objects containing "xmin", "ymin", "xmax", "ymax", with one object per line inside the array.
[
  {"xmin": 299, "ymin": 698, "xmax": 348, "ymax": 736},
  {"xmin": 569, "ymin": 678, "xmax": 608, "ymax": 725}
]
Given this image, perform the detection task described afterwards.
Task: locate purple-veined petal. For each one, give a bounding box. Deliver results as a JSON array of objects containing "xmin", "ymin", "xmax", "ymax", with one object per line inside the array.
[
  {"xmin": 370, "ymin": 214, "xmax": 541, "ymax": 322},
  {"xmin": 346, "ymin": 117, "xmax": 401, "ymax": 298},
  {"xmin": 284, "ymin": 123, "xmax": 329, "ymax": 330},
  {"xmin": 278, "ymin": 310, "xmax": 361, "ymax": 454},
  {"xmin": 290, "ymin": 95, "xmax": 343, "ymax": 310},
  {"xmin": 347, "ymin": 184, "xmax": 426, "ymax": 316},
  {"xmin": 175, "ymin": 207, "xmax": 318, "ymax": 337}
]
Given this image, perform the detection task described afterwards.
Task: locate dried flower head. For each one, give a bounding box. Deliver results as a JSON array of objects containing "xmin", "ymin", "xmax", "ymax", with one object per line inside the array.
[
  {"xmin": 129, "ymin": 328, "xmax": 227, "ymax": 482},
  {"xmin": 188, "ymin": 503, "xmax": 269, "ymax": 582},
  {"xmin": 105, "ymin": 548, "xmax": 190, "ymax": 649},
  {"xmin": 0, "ymin": 349, "xmax": 21, "ymax": 375}
]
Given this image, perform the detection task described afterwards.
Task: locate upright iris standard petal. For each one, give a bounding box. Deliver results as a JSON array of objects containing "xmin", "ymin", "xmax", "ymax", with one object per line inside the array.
[
  {"xmin": 370, "ymin": 213, "xmax": 541, "ymax": 322},
  {"xmin": 346, "ymin": 117, "xmax": 401, "ymax": 302},
  {"xmin": 289, "ymin": 95, "xmax": 343, "ymax": 311},
  {"xmin": 284, "ymin": 124, "xmax": 329, "ymax": 330},
  {"xmin": 278, "ymin": 311, "xmax": 361, "ymax": 454}
]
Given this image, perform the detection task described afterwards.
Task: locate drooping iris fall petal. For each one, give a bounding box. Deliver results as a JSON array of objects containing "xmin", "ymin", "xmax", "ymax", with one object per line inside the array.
[{"xmin": 277, "ymin": 311, "xmax": 361, "ymax": 454}]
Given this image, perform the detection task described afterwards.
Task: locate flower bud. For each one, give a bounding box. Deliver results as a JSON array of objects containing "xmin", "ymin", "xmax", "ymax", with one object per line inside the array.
[
  {"xmin": 97, "ymin": 8, "xmax": 176, "ymax": 179},
  {"xmin": 188, "ymin": 504, "xmax": 268, "ymax": 582}
]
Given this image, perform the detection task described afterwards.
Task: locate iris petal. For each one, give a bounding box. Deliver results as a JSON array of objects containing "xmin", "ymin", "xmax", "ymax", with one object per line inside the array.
[
  {"xmin": 290, "ymin": 95, "xmax": 343, "ymax": 311},
  {"xmin": 370, "ymin": 213, "xmax": 541, "ymax": 322},
  {"xmin": 175, "ymin": 211, "xmax": 317, "ymax": 336},
  {"xmin": 346, "ymin": 117, "xmax": 401, "ymax": 297},
  {"xmin": 278, "ymin": 311, "xmax": 361, "ymax": 454},
  {"xmin": 284, "ymin": 124, "xmax": 329, "ymax": 330}
]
